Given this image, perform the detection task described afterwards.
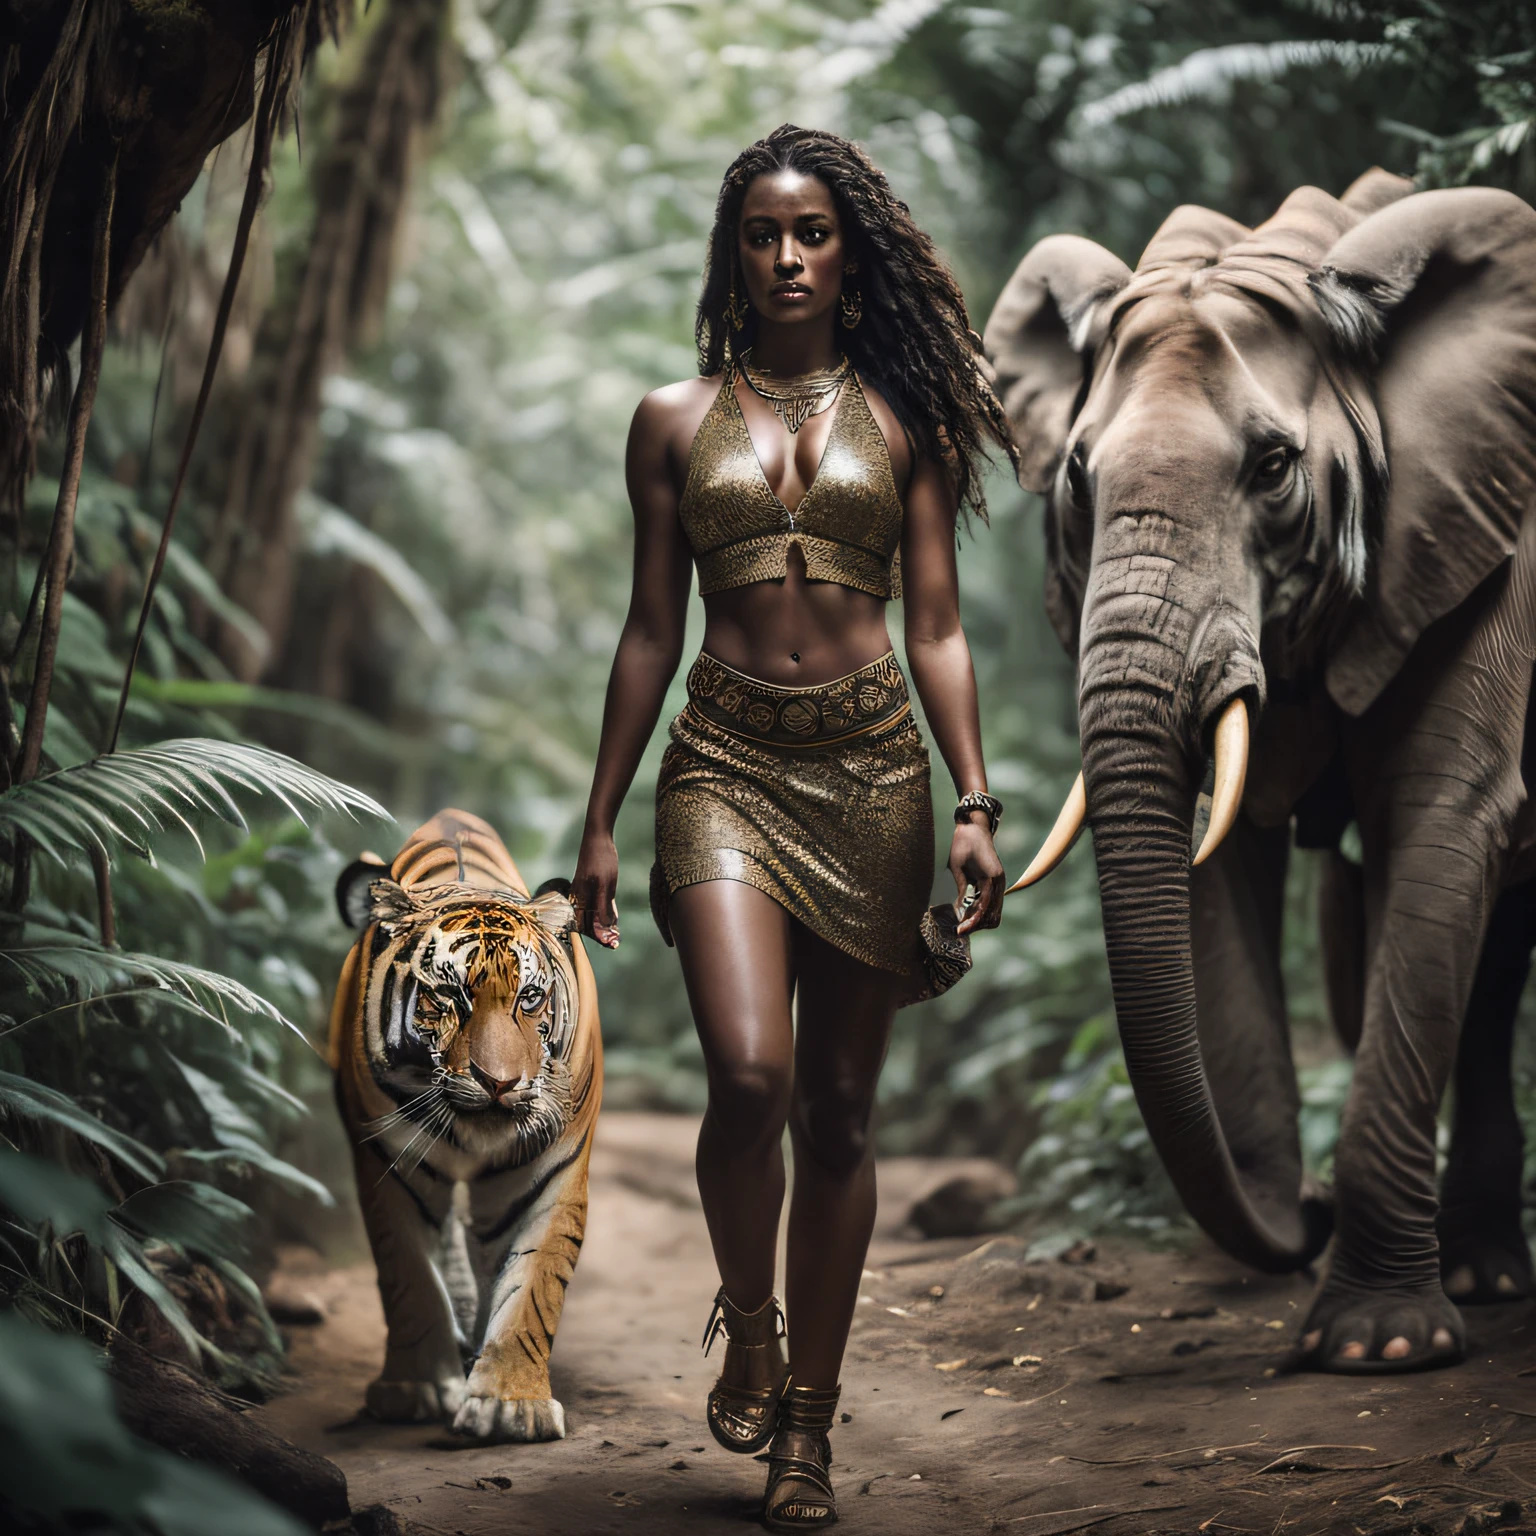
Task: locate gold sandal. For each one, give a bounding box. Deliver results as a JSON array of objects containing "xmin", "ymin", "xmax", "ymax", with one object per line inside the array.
[
  {"xmin": 703, "ymin": 1287, "xmax": 788, "ymax": 1454},
  {"xmin": 763, "ymin": 1381, "xmax": 840, "ymax": 1531}
]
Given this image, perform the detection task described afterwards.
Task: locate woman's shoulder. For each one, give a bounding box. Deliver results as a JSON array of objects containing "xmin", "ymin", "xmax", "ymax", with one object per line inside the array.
[
  {"xmin": 636, "ymin": 373, "xmax": 725, "ymax": 423},
  {"xmin": 631, "ymin": 374, "xmax": 728, "ymax": 459}
]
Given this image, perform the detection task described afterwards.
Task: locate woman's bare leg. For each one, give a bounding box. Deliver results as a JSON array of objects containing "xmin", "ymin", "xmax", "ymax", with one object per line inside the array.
[
  {"xmin": 671, "ymin": 879, "xmax": 795, "ymax": 1390},
  {"xmin": 784, "ymin": 926, "xmax": 901, "ymax": 1389}
]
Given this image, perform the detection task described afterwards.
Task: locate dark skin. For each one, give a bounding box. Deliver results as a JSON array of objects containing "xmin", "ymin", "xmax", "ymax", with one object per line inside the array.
[{"xmin": 573, "ymin": 170, "xmax": 1004, "ymax": 1392}]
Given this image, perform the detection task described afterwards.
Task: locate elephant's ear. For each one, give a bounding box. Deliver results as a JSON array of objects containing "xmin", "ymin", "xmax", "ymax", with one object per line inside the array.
[
  {"xmin": 1312, "ymin": 189, "xmax": 1536, "ymax": 715},
  {"xmin": 983, "ymin": 235, "xmax": 1131, "ymax": 494}
]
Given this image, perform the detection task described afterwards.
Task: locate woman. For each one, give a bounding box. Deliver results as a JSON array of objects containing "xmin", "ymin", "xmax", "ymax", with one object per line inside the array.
[{"xmin": 573, "ymin": 124, "xmax": 1013, "ymax": 1531}]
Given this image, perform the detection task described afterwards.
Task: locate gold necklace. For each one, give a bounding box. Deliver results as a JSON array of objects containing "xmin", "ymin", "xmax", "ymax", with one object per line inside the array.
[{"xmin": 739, "ymin": 349, "xmax": 851, "ymax": 434}]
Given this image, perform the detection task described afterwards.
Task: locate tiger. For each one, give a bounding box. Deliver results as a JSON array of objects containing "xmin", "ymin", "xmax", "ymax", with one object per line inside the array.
[{"xmin": 327, "ymin": 809, "xmax": 601, "ymax": 1443}]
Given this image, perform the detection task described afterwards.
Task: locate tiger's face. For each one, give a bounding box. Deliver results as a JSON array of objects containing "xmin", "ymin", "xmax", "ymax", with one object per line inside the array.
[{"xmin": 359, "ymin": 880, "xmax": 579, "ymax": 1164}]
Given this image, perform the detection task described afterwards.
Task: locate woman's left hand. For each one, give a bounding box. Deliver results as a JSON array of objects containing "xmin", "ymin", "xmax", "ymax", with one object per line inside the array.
[{"xmin": 949, "ymin": 816, "xmax": 1004, "ymax": 936}]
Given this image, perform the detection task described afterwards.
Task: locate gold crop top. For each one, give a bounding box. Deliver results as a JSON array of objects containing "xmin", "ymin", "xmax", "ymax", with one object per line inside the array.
[{"xmin": 678, "ymin": 363, "xmax": 904, "ymax": 599}]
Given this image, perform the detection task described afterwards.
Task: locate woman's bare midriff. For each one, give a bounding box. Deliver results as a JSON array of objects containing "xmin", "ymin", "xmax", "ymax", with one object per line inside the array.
[{"xmin": 699, "ymin": 548, "xmax": 893, "ymax": 687}]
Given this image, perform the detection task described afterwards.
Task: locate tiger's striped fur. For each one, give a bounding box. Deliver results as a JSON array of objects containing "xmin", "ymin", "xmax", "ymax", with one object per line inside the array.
[{"xmin": 328, "ymin": 810, "xmax": 601, "ymax": 1442}]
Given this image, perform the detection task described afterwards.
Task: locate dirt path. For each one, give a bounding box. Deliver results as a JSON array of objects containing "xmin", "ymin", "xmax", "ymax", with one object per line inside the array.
[{"xmin": 256, "ymin": 1113, "xmax": 1536, "ymax": 1535}]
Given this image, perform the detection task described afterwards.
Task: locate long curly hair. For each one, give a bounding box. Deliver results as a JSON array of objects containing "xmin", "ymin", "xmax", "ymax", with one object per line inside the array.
[{"xmin": 696, "ymin": 124, "xmax": 1017, "ymax": 521}]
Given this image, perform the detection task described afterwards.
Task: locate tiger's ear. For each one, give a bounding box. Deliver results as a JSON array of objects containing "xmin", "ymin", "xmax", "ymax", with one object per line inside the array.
[
  {"xmin": 335, "ymin": 854, "xmax": 388, "ymax": 929},
  {"xmin": 528, "ymin": 879, "xmax": 576, "ymax": 946},
  {"xmin": 369, "ymin": 878, "xmax": 425, "ymax": 930}
]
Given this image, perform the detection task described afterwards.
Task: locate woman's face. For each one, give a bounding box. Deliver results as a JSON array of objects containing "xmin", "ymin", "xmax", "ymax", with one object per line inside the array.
[{"xmin": 736, "ymin": 170, "xmax": 849, "ymax": 330}]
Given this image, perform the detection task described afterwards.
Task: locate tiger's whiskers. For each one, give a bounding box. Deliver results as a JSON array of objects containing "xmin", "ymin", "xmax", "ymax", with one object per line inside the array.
[{"xmin": 362, "ymin": 1084, "xmax": 445, "ymax": 1144}]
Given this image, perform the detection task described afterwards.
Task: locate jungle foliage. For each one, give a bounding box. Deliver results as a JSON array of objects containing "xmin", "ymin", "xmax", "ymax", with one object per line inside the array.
[{"xmin": 2, "ymin": 0, "xmax": 1535, "ymax": 1521}]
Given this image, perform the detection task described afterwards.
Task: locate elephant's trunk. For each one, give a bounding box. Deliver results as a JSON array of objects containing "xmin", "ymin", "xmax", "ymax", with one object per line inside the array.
[{"xmin": 1080, "ymin": 648, "xmax": 1328, "ymax": 1273}]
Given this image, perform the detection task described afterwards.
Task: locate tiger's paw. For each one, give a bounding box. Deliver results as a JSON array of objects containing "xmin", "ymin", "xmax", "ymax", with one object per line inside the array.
[
  {"xmin": 366, "ymin": 1376, "xmax": 467, "ymax": 1423},
  {"xmin": 451, "ymin": 1393, "xmax": 567, "ymax": 1442}
]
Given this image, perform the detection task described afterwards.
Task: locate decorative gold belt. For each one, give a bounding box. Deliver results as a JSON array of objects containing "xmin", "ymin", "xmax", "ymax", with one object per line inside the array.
[{"xmin": 684, "ymin": 651, "xmax": 912, "ymax": 749}]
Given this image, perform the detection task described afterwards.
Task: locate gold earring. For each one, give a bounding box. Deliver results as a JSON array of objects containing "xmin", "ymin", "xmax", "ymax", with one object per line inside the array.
[{"xmin": 840, "ymin": 285, "xmax": 862, "ymax": 330}]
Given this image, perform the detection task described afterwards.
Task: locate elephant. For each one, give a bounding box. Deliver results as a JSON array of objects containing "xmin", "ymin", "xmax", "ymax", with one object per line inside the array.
[{"xmin": 983, "ymin": 168, "xmax": 1536, "ymax": 1373}]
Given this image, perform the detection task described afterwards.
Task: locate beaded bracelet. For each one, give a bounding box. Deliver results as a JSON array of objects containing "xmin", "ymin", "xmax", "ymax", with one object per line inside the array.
[{"xmin": 954, "ymin": 791, "xmax": 1003, "ymax": 837}]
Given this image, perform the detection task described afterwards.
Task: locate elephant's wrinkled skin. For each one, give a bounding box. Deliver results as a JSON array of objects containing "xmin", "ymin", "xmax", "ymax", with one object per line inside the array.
[{"xmin": 985, "ymin": 170, "xmax": 1536, "ymax": 1373}]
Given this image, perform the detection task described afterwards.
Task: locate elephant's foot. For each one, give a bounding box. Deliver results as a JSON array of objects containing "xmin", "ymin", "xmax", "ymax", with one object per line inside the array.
[
  {"xmin": 366, "ymin": 1375, "xmax": 466, "ymax": 1422},
  {"xmin": 1296, "ymin": 1278, "xmax": 1464, "ymax": 1374},
  {"xmin": 1438, "ymin": 1205, "xmax": 1533, "ymax": 1304}
]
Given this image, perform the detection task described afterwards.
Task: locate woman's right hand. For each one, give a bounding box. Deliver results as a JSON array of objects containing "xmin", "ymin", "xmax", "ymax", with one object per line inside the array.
[{"xmin": 573, "ymin": 829, "xmax": 621, "ymax": 948}]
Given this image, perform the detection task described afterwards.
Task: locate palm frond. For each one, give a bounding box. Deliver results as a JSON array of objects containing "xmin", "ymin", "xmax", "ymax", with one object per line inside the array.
[
  {"xmin": 0, "ymin": 737, "xmax": 391, "ymax": 864},
  {"xmin": 1079, "ymin": 40, "xmax": 1397, "ymax": 129},
  {"xmin": 1, "ymin": 931, "xmax": 300, "ymax": 1041}
]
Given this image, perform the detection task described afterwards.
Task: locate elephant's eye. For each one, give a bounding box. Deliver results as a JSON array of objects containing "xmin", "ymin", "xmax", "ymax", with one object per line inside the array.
[
  {"xmin": 1065, "ymin": 448, "xmax": 1091, "ymax": 508},
  {"xmin": 518, "ymin": 985, "xmax": 547, "ymax": 1013},
  {"xmin": 1252, "ymin": 446, "xmax": 1295, "ymax": 492}
]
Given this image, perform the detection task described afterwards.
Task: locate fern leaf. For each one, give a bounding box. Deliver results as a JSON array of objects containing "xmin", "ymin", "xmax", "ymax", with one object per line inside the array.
[
  {"xmin": 0, "ymin": 737, "xmax": 390, "ymax": 865},
  {"xmin": 1079, "ymin": 40, "xmax": 1397, "ymax": 129}
]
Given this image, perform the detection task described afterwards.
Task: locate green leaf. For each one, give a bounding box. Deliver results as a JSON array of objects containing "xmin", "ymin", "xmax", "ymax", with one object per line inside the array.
[
  {"xmin": 111, "ymin": 1180, "xmax": 254, "ymax": 1266},
  {"xmin": 104, "ymin": 1236, "xmax": 209, "ymax": 1362},
  {"xmin": 0, "ymin": 1072, "xmax": 165, "ymax": 1183},
  {"xmin": 178, "ymin": 1145, "xmax": 335, "ymax": 1206},
  {"xmin": 0, "ymin": 1311, "xmax": 304, "ymax": 1535},
  {"xmin": 0, "ymin": 1148, "xmax": 112, "ymax": 1242},
  {"xmin": 172, "ymin": 1060, "xmax": 334, "ymax": 1206},
  {"xmin": 2, "ymin": 933, "xmax": 300, "ymax": 1041},
  {"xmin": 0, "ymin": 737, "xmax": 392, "ymax": 866},
  {"xmin": 0, "ymin": 1151, "xmax": 213, "ymax": 1358}
]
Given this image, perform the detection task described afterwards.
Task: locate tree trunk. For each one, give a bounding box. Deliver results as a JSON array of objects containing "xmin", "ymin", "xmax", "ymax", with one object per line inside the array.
[
  {"xmin": 12, "ymin": 151, "xmax": 116, "ymax": 787},
  {"xmin": 207, "ymin": 0, "xmax": 453, "ymax": 682},
  {"xmin": 110, "ymin": 1340, "xmax": 351, "ymax": 1529},
  {"xmin": 0, "ymin": 1, "xmax": 334, "ymax": 526}
]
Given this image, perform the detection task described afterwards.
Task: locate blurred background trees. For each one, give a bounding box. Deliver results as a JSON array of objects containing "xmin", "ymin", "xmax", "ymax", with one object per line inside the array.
[{"xmin": 3, "ymin": 0, "xmax": 1534, "ymax": 1520}]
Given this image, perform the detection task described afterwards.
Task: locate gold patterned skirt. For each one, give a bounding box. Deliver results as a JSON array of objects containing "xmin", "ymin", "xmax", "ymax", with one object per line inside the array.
[{"xmin": 650, "ymin": 652, "xmax": 969, "ymax": 1006}]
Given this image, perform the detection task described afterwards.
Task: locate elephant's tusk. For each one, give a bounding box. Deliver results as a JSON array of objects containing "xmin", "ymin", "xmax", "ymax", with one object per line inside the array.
[
  {"xmin": 1192, "ymin": 698, "xmax": 1249, "ymax": 867},
  {"xmin": 1007, "ymin": 772, "xmax": 1086, "ymax": 894}
]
